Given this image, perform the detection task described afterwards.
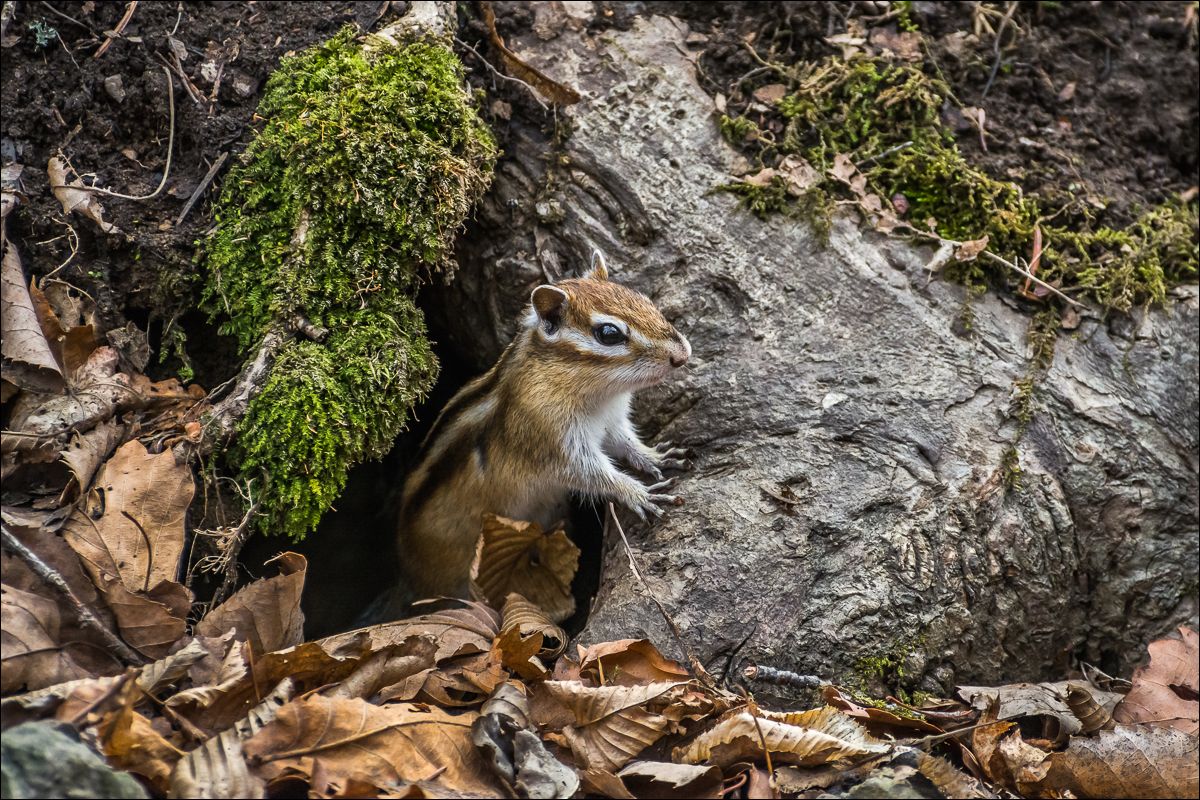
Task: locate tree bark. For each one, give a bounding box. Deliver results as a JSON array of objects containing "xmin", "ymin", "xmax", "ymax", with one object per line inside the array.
[{"xmin": 440, "ymin": 8, "xmax": 1199, "ymax": 692}]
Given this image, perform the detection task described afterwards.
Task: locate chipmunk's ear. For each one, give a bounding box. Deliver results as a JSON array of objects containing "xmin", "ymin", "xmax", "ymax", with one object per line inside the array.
[
  {"xmin": 531, "ymin": 285, "xmax": 569, "ymax": 333},
  {"xmin": 585, "ymin": 248, "xmax": 609, "ymax": 282}
]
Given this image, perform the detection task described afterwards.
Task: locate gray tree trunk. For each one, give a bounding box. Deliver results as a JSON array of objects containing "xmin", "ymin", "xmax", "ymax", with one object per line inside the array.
[{"xmin": 440, "ymin": 9, "xmax": 1199, "ymax": 693}]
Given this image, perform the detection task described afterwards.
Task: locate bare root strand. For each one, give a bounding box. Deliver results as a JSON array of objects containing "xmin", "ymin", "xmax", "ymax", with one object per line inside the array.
[{"xmin": 67, "ymin": 66, "xmax": 175, "ymax": 202}]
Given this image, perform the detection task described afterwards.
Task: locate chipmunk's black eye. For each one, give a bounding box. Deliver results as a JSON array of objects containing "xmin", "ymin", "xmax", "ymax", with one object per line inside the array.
[{"xmin": 593, "ymin": 323, "xmax": 626, "ymax": 346}]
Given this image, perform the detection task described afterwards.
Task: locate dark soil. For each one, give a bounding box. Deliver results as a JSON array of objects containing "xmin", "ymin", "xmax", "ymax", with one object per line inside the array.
[
  {"xmin": 685, "ymin": 1, "xmax": 1198, "ymax": 229},
  {"xmin": 4, "ymin": 1, "xmax": 1196, "ymax": 636}
]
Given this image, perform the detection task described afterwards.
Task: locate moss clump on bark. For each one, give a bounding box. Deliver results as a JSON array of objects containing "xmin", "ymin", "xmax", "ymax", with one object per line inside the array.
[
  {"xmin": 722, "ymin": 56, "xmax": 1198, "ymax": 311},
  {"xmin": 203, "ymin": 27, "xmax": 497, "ymax": 540}
]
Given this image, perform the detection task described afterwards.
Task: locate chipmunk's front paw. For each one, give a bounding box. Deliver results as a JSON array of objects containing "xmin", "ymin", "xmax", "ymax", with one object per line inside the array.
[{"xmin": 655, "ymin": 441, "xmax": 693, "ymax": 472}]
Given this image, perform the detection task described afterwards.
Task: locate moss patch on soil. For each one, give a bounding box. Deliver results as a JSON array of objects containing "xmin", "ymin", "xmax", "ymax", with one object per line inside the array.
[
  {"xmin": 720, "ymin": 55, "xmax": 1198, "ymax": 311},
  {"xmin": 203, "ymin": 27, "xmax": 497, "ymax": 540}
]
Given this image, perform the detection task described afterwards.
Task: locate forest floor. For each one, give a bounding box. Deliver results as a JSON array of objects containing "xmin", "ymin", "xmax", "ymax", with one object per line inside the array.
[{"xmin": 1, "ymin": 2, "xmax": 1197, "ymax": 798}]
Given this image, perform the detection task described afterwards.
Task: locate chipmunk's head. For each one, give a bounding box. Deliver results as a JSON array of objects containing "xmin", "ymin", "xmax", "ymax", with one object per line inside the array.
[{"xmin": 525, "ymin": 250, "xmax": 690, "ymax": 393}]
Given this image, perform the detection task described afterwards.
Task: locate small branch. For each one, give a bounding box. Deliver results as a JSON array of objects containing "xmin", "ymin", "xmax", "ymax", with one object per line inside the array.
[
  {"xmin": 174, "ymin": 151, "xmax": 228, "ymax": 226},
  {"xmin": 92, "ymin": 0, "xmax": 137, "ymax": 59},
  {"xmin": 70, "ymin": 66, "xmax": 175, "ymax": 202},
  {"xmin": 742, "ymin": 661, "xmax": 826, "ymax": 690},
  {"xmin": 1, "ymin": 522, "xmax": 145, "ymax": 666},
  {"xmin": 200, "ymin": 321, "xmax": 299, "ymax": 453}
]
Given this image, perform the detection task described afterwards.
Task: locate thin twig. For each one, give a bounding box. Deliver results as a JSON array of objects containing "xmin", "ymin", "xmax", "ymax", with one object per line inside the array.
[
  {"xmin": 1, "ymin": 522, "xmax": 145, "ymax": 666},
  {"xmin": 606, "ymin": 503, "xmax": 717, "ymax": 688},
  {"xmin": 453, "ymin": 36, "xmax": 548, "ymax": 112},
  {"xmin": 70, "ymin": 66, "xmax": 175, "ymax": 201},
  {"xmin": 93, "ymin": 0, "xmax": 137, "ymax": 59},
  {"xmin": 909, "ymin": 227, "xmax": 1086, "ymax": 309},
  {"xmin": 981, "ymin": 1, "xmax": 1020, "ymax": 98},
  {"xmin": 175, "ymin": 151, "xmax": 228, "ymax": 226},
  {"xmin": 855, "ymin": 140, "xmax": 913, "ymax": 170},
  {"xmin": 39, "ymin": 1, "xmax": 98, "ymax": 34}
]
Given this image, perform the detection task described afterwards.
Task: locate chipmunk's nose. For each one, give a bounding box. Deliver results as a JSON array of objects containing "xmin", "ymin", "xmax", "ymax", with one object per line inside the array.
[{"xmin": 669, "ymin": 331, "xmax": 691, "ymax": 368}]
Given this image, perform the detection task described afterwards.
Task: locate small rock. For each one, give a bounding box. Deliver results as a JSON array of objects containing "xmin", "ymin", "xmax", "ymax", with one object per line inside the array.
[
  {"xmin": 490, "ymin": 100, "xmax": 512, "ymax": 121},
  {"xmin": 230, "ymin": 72, "xmax": 257, "ymax": 98},
  {"xmin": 0, "ymin": 721, "xmax": 148, "ymax": 799},
  {"xmin": 103, "ymin": 75, "xmax": 125, "ymax": 103}
]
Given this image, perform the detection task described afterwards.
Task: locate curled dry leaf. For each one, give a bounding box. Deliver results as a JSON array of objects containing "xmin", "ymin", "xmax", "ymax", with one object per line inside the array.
[
  {"xmin": 59, "ymin": 420, "xmax": 126, "ymax": 501},
  {"xmin": 47, "ymin": 156, "xmax": 121, "ymax": 234},
  {"xmin": 576, "ymin": 639, "xmax": 691, "ymax": 687},
  {"xmin": 62, "ymin": 439, "xmax": 194, "ymax": 594},
  {"xmin": 475, "ymin": 514, "xmax": 579, "ymax": 622},
  {"xmin": 674, "ymin": 706, "xmax": 889, "ymax": 769},
  {"xmin": 194, "ymin": 552, "xmax": 305, "ymax": 656},
  {"xmin": 242, "ymin": 695, "xmax": 505, "ymax": 798},
  {"xmin": 1, "ymin": 235, "xmax": 64, "ymax": 391},
  {"xmin": 1114, "ymin": 625, "xmax": 1199, "ymax": 735},
  {"xmin": 495, "ymin": 624, "xmax": 551, "ymax": 681},
  {"xmin": 168, "ymin": 678, "xmax": 295, "ymax": 800},
  {"xmin": 473, "ymin": 683, "xmax": 581, "ymax": 799},
  {"xmin": 502, "ymin": 593, "xmax": 566, "ymax": 659},
  {"xmin": 1065, "ymin": 682, "xmax": 1116, "ymax": 733},
  {"xmin": 544, "ymin": 680, "xmax": 688, "ymax": 772}
]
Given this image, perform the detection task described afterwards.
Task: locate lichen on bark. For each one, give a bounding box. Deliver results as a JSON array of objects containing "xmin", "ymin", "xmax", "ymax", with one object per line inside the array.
[{"xmin": 202, "ymin": 26, "xmax": 497, "ymax": 540}]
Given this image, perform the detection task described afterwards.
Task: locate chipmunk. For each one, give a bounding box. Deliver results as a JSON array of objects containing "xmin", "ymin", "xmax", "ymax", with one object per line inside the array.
[{"xmin": 394, "ymin": 251, "xmax": 691, "ymax": 605}]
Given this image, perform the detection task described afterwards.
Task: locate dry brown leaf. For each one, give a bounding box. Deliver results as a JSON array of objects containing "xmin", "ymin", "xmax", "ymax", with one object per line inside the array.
[
  {"xmin": 7, "ymin": 345, "xmax": 127, "ymax": 436},
  {"xmin": 914, "ymin": 751, "xmax": 991, "ymax": 799},
  {"xmin": 494, "ymin": 625, "xmax": 550, "ymax": 681},
  {"xmin": 98, "ymin": 678, "xmax": 184, "ymax": 794},
  {"xmin": 1065, "ymin": 682, "xmax": 1116, "ymax": 733},
  {"xmin": 1, "ymin": 235, "xmax": 64, "ymax": 390},
  {"xmin": 501, "ymin": 593, "xmax": 566, "ymax": 659},
  {"xmin": 325, "ymin": 634, "xmax": 438, "ymax": 700},
  {"xmin": 62, "ymin": 439, "xmax": 194, "ymax": 593},
  {"xmin": 480, "ymin": 1, "xmax": 580, "ymax": 106},
  {"xmin": 59, "ymin": 420, "xmax": 126, "ymax": 500},
  {"xmin": 752, "ymin": 83, "xmax": 788, "ymax": 104},
  {"xmin": 1, "ymin": 516, "xmax": 119, "ymax": 670},
  {"xmin": 0, "ymin": 584, "xmax": 94, "ymax": 692},
  {"xmin": 576, "ymin": 639, "xmax": 691, "ymax": 687},
  {"xmin": 617, "ymin": 760, "xmax": 724, "ymax": 799},
  {"xmin": 242, "ymin": 695, "xmax": 505, "ymax": 797},
  {"xmin": 868, "ymin": 28, "xmax": 923, "ymax": 62},
  {"xmin": 1031, "ymin": 725, "xmax": 1200, "ymax": 799},
  {"xmin": 544, "ymin": 680, "xmax": 687, "ymax": 771},
  {"xmin": 168, "ymin": 678, "xmax": 294, "ymax": 800},
  {"xmin": 473, "ymin": 683, "xmax": 580, "ymax": 798},
  {"xmin": 384, "ymin": 650, "xmax": 508, "ymax": 707},
  {"xmin": 959, "ymin": 681, "xmax": 1124, "ymax": 744},
  {"xmin": 778, "ymin": 154, "xmax": 822, "ymax": 196},
  {"xmin": 954, "ymin": 235, "xmax": 990, "ymax": 262},
  {"xmin": 194, "ymin": 552, "xmax": 305, "ymax": 656},
  {"xmin": 320, "ymin": 599, "xmax": 500, "ymax": 663},
  {"xmin": 674, "ymin": 707, "xmax": 889, "ymax": 769},
  {"xmin": 1114, "ymin": 626, "xmax": 1199, "ymax": 735},
  {"xmin": 96, "ymin": 574, "xmax": 190, "ymax": 660},
  {"xmin": 475, "ymin": 514, "xmax": 579, "ymax": 622},
  {"xmin": 47, "ymin": 156, "xmax": 121, "ymax": 234}
]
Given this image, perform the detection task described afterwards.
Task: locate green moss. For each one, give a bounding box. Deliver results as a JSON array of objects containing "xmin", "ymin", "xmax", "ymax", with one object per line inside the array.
[
  {"xmin": 719, "ymin": 55, "xmax": 1198, "ymax": 312},
  {"xmin": 202, "ymin": 27, "xmax": 496, "ymax": 539}
]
